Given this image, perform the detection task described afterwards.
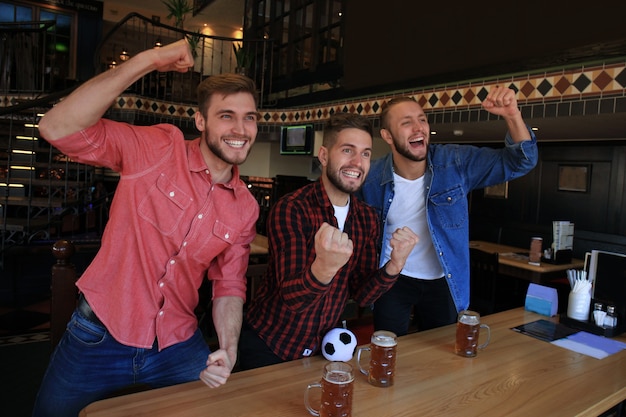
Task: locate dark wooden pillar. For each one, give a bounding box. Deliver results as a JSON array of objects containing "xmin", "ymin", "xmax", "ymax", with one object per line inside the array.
[{"xmin": 50, "ymin": 240, "xmax": 78, "ymax": 348}]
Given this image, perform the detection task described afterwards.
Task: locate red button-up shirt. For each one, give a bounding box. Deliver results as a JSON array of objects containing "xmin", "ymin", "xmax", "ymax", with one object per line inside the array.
[{"xmin": 51, "ymin": 119, "xmax": 258, "ymax": 350}]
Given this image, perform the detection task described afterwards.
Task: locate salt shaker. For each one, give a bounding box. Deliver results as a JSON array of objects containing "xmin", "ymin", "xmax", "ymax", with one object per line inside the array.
[
  {"xmin": 604, "ymin": 305, "xmax": 617, "ymax": 328},
  {"xmin": 593, "ymin": 302, "xmax": 605, "ymax": 326}
]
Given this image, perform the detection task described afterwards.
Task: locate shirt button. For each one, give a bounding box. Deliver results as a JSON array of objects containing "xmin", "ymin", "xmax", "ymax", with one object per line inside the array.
[
  {"xmin": 182, "ymin": 241, "xmax": 188, "ymax": 247},
  {"xmin": 170, "ymin": 259, "xmax": 176, "ymax": 265},
  {"xmin": 159, "ymin": 311, "xmax": 164, "ymax": 317},
  {"xmin": 205, "ymin": 169, "xmax": 210, "ymax": 174},
  {"xmin": 225, "ymin": 233, "xmax": 229, "ymax": 239},
  {"xmin": 198, "ymin": 214, "xmax": 203, "ymax": 219},
  {"xmin": 447, "ymin": 196, "xmax": 452, "ymax": 202},
  {"xmin": 159, "ymin": 282, "xmax": 165, "ymax": 288}
]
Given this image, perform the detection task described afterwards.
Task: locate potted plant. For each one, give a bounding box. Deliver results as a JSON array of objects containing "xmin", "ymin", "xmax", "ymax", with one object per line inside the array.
[
  {"xmin": 232, "ymin": 42, "xmax": 253, "ymax": 75},
  {"xmin": 162, "ymin": 0, "xmax": 193, "ymax": 30},
  {"xmin": 186, "ymin": 31, "xmax": 201, "ymax": 59}
]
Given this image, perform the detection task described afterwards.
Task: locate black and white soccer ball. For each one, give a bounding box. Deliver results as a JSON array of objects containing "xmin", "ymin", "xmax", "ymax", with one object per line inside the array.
[{"xmin": 322, "ymin": 328, "xmax": 357, "ymax": 361}]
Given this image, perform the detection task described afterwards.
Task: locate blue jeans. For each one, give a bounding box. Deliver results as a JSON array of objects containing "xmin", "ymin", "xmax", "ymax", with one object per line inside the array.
[
  {"xmin": 32, "ymin": 310, "xmax": 211, "ymax": 417},
  {"xmin": 373, "ymin": 275, "xmax": 457, "ymax": 336}
]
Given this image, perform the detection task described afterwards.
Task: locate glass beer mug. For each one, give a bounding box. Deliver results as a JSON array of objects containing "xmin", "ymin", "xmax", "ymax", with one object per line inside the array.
[
  {"xmin": 455, "ymin": 310, "xmax": 491, "ymax": 357},
  {"xmin": 304, "ymin": 361, "xmax": 354, "ymax": 417},
  {"xmin": 356, "ymin": 330, "xmax": 397, "ymax": 387}
]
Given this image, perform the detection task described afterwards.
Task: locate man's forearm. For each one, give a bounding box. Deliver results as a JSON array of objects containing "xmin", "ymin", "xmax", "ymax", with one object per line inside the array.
[
  {"xmin": 39, "ymin": 49, "xmax": 159, "ymax": 141},
  {"xmin": 504, "ymin": 111, "xmax": 532, "ymax": 144},
  {"xmin": 39, "ymin": 39, "xmax": 193, "ymax": 142},
  {"xmin": 212, "ymin": 296, "xmax": 244, "ymax": 364}
]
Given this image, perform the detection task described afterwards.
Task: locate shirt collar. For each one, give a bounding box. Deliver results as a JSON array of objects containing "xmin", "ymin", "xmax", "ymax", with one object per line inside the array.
[
  {"xmin": 313, "ymin": 177, "xmax": 361, "ymax": 216},
  {"xmin": 187, "ymin": 138, "xmax": 244, "ymax": 194}
]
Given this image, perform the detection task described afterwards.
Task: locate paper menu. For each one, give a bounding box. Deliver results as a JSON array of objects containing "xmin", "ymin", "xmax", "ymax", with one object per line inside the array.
[
  {"xmin": 553, "ymin": 221, "xmax": 574, "ymax": 251},
  {"xmin": 512, "ymin": 320, "xmax": 626, "ymax": 359},
  {"xmin": 551, "ymin": 331, "xmax": 626, "ymax": 359}
]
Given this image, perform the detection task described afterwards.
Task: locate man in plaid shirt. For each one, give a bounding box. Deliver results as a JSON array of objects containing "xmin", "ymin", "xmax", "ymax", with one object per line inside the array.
[{"xmin": 239, "ymin": 112, "xmax": 418, "ymax": 370}]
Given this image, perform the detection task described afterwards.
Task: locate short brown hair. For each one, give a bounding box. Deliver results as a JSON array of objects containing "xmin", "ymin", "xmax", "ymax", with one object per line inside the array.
[
  {"xmin": 322, "ymin": 112, "xmax": 373, "ymax": 148},
  {"xmin": 197, "ymin": 73, "xmax": 259, "ymax": 115},
  {"xmin": 380, "ymin": 96, "xmax": 418, "ymax": 130}
]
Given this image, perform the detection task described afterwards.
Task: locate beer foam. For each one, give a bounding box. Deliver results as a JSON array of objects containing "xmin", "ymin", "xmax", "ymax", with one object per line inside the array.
[
  {"xmin": 372, "ymin": 330, "xmax": 397, "ymax": 347},
  {"xmin": 325, "ymin": 370, "xmax": 354, "ymax": 384}
]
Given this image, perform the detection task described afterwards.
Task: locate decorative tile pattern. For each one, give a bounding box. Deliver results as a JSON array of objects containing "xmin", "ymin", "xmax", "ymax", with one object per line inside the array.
[
  {"xmin": 0, "ymin": 331, "xmax": 50, "ymax": 346},
  {"xmin": 3, "ymin": 61, "xmax": 624, "ymax": 133}
]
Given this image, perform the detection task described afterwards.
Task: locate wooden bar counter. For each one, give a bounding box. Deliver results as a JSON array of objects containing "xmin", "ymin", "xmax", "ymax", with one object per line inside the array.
[
  {"xmin": 80, "ymin": 308, "xmax": 626, "ymax": 417},
  {"xmin": 470, "ymin": 240, "xmax": 585, "ymax": 284}
]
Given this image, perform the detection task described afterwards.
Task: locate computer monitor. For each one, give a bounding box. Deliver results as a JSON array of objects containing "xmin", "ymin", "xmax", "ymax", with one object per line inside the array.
[{"xmin": 280, "ymin": 124, "xmax": 314, "ymax": 155}]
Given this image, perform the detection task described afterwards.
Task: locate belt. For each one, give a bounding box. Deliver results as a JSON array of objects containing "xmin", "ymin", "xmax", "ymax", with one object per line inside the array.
[{"xmin": 77, "ymin": 294, "xmax": 104, "ymax": 327}]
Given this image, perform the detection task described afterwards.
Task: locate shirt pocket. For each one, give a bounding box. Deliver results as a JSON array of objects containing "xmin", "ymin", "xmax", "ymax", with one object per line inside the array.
[
  {"xmin": 139, "ymin": 173, "xmax": 192, "ymax": 235},
  {"xmin": 192, "ymin": 220, "xmax": 241, "ymax": 266},
  {"xmin": 430, "ymin": 186, "xmax": 467, "ymax": 229}
]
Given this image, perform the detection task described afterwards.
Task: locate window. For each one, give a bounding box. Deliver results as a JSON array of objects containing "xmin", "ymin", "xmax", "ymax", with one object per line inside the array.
[
  {"xmin": 247, "ymin": 0, "xmax": 344, "ymax": 89},
  {"xmin": 0, "ymin": 2, "xmax": 76, "ymax": 89}
]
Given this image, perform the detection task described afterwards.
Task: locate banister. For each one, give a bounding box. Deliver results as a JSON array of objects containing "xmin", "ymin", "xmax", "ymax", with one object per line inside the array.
[{"xmin": 50, "ymin": 239, "xmax": 77, "ymax": 348}]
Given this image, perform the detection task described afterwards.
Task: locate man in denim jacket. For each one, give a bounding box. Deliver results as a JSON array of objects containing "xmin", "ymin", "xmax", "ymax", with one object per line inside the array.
[{"xmin": 357, "ymin": 86, "xmax": 538, "ymax": 335}]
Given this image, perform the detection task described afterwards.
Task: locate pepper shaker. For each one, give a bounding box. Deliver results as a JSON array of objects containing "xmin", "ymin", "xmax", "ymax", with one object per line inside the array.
[{"xmin": 604, "ymin": 305, "xmax": 617, "ymax": 329}]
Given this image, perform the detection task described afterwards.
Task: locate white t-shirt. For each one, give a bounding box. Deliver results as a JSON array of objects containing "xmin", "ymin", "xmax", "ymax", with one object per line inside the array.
[
  {"xmin": 380, "ymin": 173, "xmax": 443, "ymax": 279},
  {"xmin": 333, "ymin": 198, "xmax": 349, "ymax": 232}
]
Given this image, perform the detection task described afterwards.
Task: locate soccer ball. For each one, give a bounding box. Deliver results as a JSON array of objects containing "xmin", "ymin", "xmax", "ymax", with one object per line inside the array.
[{"xmin": 322, "ymin": 328, "xmax": 357, "ymax": 362}]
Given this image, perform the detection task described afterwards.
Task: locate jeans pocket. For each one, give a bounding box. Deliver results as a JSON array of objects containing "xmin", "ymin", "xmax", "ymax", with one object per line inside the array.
[{"xmin": 67, "ymin": 312, "xmax": 107, "ymax": 346}]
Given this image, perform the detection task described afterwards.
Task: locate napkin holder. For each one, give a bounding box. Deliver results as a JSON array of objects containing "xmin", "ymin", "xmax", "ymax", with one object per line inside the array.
[
  {"xmin": 560, "ymin": 297, "xmax": 625, "ymax": 338},
  {"xmin": 525, "ymin": 283, "xmax": 558, "ymax": 317},
  {"xmin": 560, "ymin": 250, "xmax": 626, "ymax": 337},
  {"xmin": 542, "ymin": 249, "xmax": 572, "ymax": 264}
]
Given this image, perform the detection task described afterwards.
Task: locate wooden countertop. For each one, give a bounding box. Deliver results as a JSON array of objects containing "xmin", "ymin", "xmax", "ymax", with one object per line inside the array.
[
  {"xmin": 80, "ymin": 307, "xmax": 626, "ymax": 417},
  {"xmin": 470, "ymin": 240, "xmax": 585, "ymax": 274}
]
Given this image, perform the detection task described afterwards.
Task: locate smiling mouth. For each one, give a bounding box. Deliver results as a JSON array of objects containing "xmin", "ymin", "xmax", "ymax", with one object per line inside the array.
[
  {"xmin": 409, "ymin": 137, "xmax": 425, "ymax": 147},
  {"xmin": 342, "ymin": 169, "xmax": 362, "ymax": 179},
  {"xmin": 224, "ymin": 139, "xmax": 247, "ymax": 148}
]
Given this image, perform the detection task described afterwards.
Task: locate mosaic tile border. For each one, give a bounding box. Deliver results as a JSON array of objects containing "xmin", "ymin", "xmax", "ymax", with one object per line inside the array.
[
  {"xmin": 3, "ymin": 60, "xmax": 625, "ymax": 132},
  {"xmin": 0, "ymin": 331, "xmax": 50, "ymax": 346}
]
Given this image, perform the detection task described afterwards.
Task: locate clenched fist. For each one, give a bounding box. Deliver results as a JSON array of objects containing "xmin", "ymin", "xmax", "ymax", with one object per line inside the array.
[
  {"xmin": 311, "ymin": 222, "xmax": 354, "ymax": 284},
  {"xmin": 385, "ymin": 226, "xmax": 419, "ymax": 276}
]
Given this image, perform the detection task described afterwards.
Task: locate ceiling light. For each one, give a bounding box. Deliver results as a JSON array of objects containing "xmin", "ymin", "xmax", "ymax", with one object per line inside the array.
[{"xmin": 119, "ymin": 48, "xmax": 130, "ymax": 61}]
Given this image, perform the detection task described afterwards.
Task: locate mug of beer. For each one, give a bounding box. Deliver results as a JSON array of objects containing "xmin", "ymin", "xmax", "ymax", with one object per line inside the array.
[
  {"xmin": 455, "ymin": 310, "xmax": 491, "ymax": 357},
  {"xmin": 356, "ymin": 330, "xmax": 397, "ymax": 387},
  {"xmin": 304, "ymin": 361, "xmax": 354, "ymax": 417}
]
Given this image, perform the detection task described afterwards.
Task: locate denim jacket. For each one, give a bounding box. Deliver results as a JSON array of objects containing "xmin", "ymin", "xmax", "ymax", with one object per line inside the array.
[{"xmin": 357, "ymin": 131, "xmax": 538, "ymax": 312}]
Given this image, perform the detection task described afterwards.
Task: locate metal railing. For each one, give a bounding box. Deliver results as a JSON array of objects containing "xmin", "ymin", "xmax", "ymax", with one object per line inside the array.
[{"xmin": 96, "ymin": 13, "xmax": 274, "ymax": 106}]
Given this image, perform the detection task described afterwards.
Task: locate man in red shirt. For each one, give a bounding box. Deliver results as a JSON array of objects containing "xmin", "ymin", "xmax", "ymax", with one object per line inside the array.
[
  {"xmin": 239, "ymin": 112, "xmax": 418, "ymax": 370},
  {"xmin": 33, "ymin": 39, "xmax": 259, "ymax": 417}
]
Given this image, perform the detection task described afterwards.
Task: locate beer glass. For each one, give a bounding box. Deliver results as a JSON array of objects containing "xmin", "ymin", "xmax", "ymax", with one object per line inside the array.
[
  {"xmin": 356, "ymin": 330, "xmax": 397, "ymax": 387},
  {"xmin": 455, "ymin": 310, "xmax": 491, "ymax": 357},
  {"xmin": 304, "ymin": 361, "xmax": 354, "ymax": 417}
]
